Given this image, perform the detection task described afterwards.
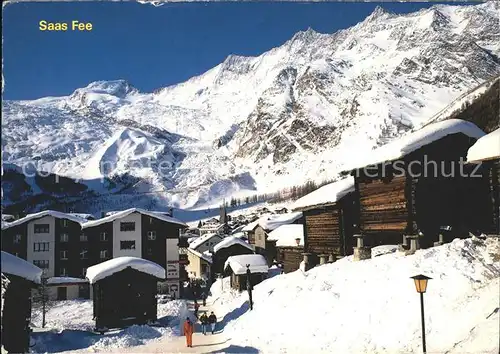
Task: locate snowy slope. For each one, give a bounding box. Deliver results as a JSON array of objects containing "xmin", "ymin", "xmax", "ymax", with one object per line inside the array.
[
  {"xmin": 210, "ymin": 237, "xmax": 500, "ymax": 353},
  {"xmin": 3, "ymin": 1, "xmax": 500, "ymax": 211}
]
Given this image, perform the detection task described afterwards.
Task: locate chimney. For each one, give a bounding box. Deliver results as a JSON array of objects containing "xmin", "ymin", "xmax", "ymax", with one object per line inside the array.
[{"xmin": 101, "ymin": 211, "xmax": 106, "ymax": 218}]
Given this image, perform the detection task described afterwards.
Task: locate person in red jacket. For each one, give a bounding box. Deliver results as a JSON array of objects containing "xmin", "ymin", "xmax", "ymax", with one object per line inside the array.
[{"xmin": 183, "ymin": 317, "xmax": 194, "ymax": 348}]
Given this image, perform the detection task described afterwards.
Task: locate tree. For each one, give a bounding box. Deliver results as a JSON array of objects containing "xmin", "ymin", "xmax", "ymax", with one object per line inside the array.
[{"xmin": 32, "ymin": 272, "xmax": 52, "ymax": 328}]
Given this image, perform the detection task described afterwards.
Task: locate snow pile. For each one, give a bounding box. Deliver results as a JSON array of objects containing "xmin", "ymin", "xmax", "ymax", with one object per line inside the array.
[
  {"xmin": 213, "ymin": 236, "xmax": 253, "ymax": 253},
  {"xmin": 86, "ymin": 257, "xmax": 166, "ymax": 283},
  {"xmin": 82, "ymin": 208, "xmax": 187, "ymax": 229},
  {"xmin": 344, "ymin": 119, "xmax": 485, "ymax": 171},
  {"xmin": 292, "ymin": 177, "xmax": 355, "ymax": 211},
  {"xmin": 267, "ymin": 224, "xmax": 304, "ymax": 247},
  {"xmin": 467, "ymin": 128, "xmax": 500, "ymax": 163},
  {"xmin": 2, "ymin": 210, "xmax": 88, "ymax": 230},
  {"xmin": 216, "ymin": 237, "xmax": 500, "ymax": 353},
  {"xmin": 258, "ymin": 212, "xmax": 303, "ymax": 231},
  {"xmin": 224, "ymin": 254, "xmax": 269, "ymax": 275},
  {"xmin": 31, "ymin": 299, "xmax": 187, "ymax": 352},
  {"xmin": 1, "ymin": 251, "xmax": 42, "ymax": 283}
]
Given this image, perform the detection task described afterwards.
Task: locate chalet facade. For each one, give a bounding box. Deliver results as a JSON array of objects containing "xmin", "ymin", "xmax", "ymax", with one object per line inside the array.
[
  {"xmin": 212, "ymin": 236, "xmax": 254, "ymax": 279},
  {"xmin": 466, "ymin": 128, "xmax": 500, "ymax": 235},
  {"xmin": 224, "ymin": 254, "xmax": 269, "ymax": 292},
  {"xmin": 188, "ymin": 232, "xmax": 225, "ymax": 254},
  {"xmin": 344, "ymin": 119, "xmax": 488, "ymax": 248},
  {"xmin": 185, "ymin": 248, "xmax": 212, "ymax": 281},
  {"xmin": 1, "ymin": 251, "xmax": 42, "ymax": 354},
  {"xmin": 268, "ymin": 225, "xmax": 304, "ymax": 273},
  {"xmin": 292, "ymin": 178, "xmax": 356, "ymax": 267}
]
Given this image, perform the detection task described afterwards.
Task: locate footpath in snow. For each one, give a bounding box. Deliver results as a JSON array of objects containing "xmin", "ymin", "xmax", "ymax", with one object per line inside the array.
[{"xmin": 210, "ymin": 237, "xmax": 500, "ymax": 354}]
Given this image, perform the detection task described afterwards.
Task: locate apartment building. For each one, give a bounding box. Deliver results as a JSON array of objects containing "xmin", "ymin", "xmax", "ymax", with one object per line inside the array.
[{"xmin": 1, "ymin": 208, "xmax": 187, "ymax": 300}]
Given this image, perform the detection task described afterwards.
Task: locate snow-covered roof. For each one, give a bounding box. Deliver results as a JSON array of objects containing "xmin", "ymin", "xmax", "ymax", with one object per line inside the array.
[
  {"xmin": 200, "ymin": 223, "xmax": 224, "ymax": 231},
  {"xmin": 258, "ymin": 212, "xmax": 303, "ymax": 231},
  {"xmin": 68, "ymin": 213, "xmax": 95, "ymax": 220},
  {"xmin": 267, "ymin": 224, "xmax": 304, "ymax": 247},
  {"xmin": 187, "ymin": 236, "xmax": 200, "ymax": 244},
  {"xmin": 1, "ymin": 214, "xmax": 15, "ymax": 222},
  {"xmin": 292, "ymin": 177, "xmax": 355, "ymax": 211},
  {"xmin": 2, "ymin": 210, "xmax": 89, "ymax": 230},
  {"xmin": 343, "ymin": 119, "xmax": 485, "ymax": 172},
  {"xmin": 242, "ymin": 220, "xmax": 260, "ymax": 232},
  {"xmin": 82, "ymin": 208, "xmax": 187, "ymax": 229},
  {"xmin": 224, "ymin": 254, "xmax": 269, "ymax": 275},
  {"xmin": 467, "ymin": 128, "xmax": 500, "ymax": 163},
  {"xmin": 187, "ymin": 248, "xmax": 213, "ymax": 264},
  {"xmin": 1, "ymin": 251, "xmax": 42, "ymax": 284},
  {"xmin": 213, "ymin": 236, "xmax": 254, "ymax": 253},
  {"xmin": 85, "ymin": 256, "xmax": 166, "ymax": 284},
  {"xmin": 47, "ymin": 277, "xmax": 89, "ymax": 285},
  {"xmin": 232, "ymin": 232, "xmax": 247, "ymax": 239},
  {"xmin": 189, "ymin": 232, "xmax": 222, "ymax": 250}
]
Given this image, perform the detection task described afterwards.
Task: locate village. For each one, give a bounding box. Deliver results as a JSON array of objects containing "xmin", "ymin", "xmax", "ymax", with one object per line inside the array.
[{"xmin": 1, "ymin": 121, "xmax": 499, "ymax": 353}]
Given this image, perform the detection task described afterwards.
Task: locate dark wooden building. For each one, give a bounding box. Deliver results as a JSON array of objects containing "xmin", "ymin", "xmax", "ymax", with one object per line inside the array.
[
  {"xmin": 466, "ymin": 129, "xmax": 500, "ymax": 235},
  {"xmin": 344, "ymin": 119, "xmax": 488, "ymax": 247},
  {"xmin": 86, "ymin": 257, "xmax": 166, "ymax": 331},
  {"xmin": 268, "ymin": 225, "xmax": 305, "ymax": 273},
  {"xmin": 292, "ymin": 178, "xmax": 356, "ymax": 267},
  {"xmin": 224, "ymin": 254, "xmax": 268, "ymax": 292},
  {"xmin": 212, "ymin": 237, "xmax": 254, "ymax": 279},
  {"xmin": 1, "ymin": 251, "xmax": 42, "ymax": 354}
]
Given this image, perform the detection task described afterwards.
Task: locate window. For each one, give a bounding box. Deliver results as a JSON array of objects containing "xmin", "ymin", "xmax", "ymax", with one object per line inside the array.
[
  {"xmin": 80, "ymin": 233, "xmax": 88, "ymax": 242},
  {"xmin": 80, "ymin": 249, "xmax": 88, "ymax": 259},
  {"xmin": 60, "ymin": 250, "xmax": 68, "ymax": 260},
  {"xmin": 33, "ymin": 242, "xmax": 50, "ymax": 252},
  {"xmin": 61, "ymin": 219, "xmax": 68, "ymax": 227},
  {"xmin": 120, "ymin": 241, "xmax": 136, "ymax": 250},
  {"xmin": 100, "ymin": 250, "xmax": 108, "ymax": 259},
  {"xmin": 147, "ymin": 231, "xmax": 156, "ymax": 240},
  {"xmin": 60, "ymin": 233, "xmax": 69, "ymax": 242},
  {"xmin": 14, "ymin": 234, "xmax": 22, "ymax": 244},
  {"xmin": 120, "ymin": 222, "xmax": 135, "ymax": 232},
  {"xmin": 33, "ymin": 260, "xmax": 49, "ymax": 269},
  {"xmin": 99, "ymin": 232, "xmax": 108, "ymax": 241},
  {"xmin": 60, "ymin": 267, "xmax": 67, "ymax": 276},
  {"xmin": 34, "ymin": 224, "xmax": 49, "ymax": 234}
]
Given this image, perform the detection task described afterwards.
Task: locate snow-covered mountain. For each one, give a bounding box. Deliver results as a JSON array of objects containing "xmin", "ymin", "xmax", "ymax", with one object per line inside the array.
[{"xmin": 3, "ymin": 1, "xmax": 500, "ymax": 210}]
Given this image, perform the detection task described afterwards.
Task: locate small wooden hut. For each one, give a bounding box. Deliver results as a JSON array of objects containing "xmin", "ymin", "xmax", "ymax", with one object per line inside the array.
[
  {"xmin": 466, "ymin": 128, "xmax": 500, "ymax": 235},
  {"xmin": 343, "ymin": 119, "xmax": 487, "ymax": 247},
  {"xmin": 212, "ymin": 236, "xmax": 254, "ymax": 279},
  {"xmin": 292, "ymin": 178, "xmax": 356, "ymax": 267},
  {"xmin": 86, "ymin": 257, "xmax": 166, "ymax": 331},
  {"xmin": 268, "ymin": 224, "xmax": 304, "ymax": 273},
  {"xmin": 224, "ymin": 254, "xmax": 268, "ymax": 291},
  {"xmin": 1, "ymin": 251, "xmax": 42, "ymax": 354}
]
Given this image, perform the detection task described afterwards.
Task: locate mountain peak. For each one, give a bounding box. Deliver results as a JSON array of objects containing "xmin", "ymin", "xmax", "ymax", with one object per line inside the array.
[
  {"xmin": 367, "ymin": 5, "xmax": 390, "ymax": 20},
  {"xmin": 79, "ymin": 79, "xmax": 138, "ymax": 98}
]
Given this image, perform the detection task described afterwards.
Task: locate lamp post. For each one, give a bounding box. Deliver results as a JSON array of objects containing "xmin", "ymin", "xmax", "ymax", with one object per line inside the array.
[
  {"xmin": 246, "ymin": 264, "xmax": 253, "ymax": 311},
  {"xmin": 410, "ymin": 274, "xmax": 432, "ymax": 353}
]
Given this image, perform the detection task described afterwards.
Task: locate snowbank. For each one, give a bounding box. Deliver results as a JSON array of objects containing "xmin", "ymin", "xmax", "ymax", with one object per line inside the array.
[
  {"xmin": 1, "ymin": 251, "xmax": 42, "ymax": 283},
  {"xmin": 292, "ymin": 177, "xmax": 355, "ymax": 211},
  {"xmin": 224, "ymin": 254, "xmax": 269, "ymax": 275},
  {"xmin": 213, "ymin": 236, "xmax": 253, "ymax": 253},
  {"xmin": 267, "ymin": 224, "xmax": 304, "ymax": 247},
  {"xmin": 467, "ymin": 128, "xmax": 500, "ymax": 163},
  {"xmin": 215, "ymin": 237, "xmax": 500, "ymax": 353},
  {"xmin": 344, "ymin": 119, "xmax": 485, "ymax": 171},
  {"xmin": 2, "ymin": 210, "xmax": 88, "ymax": 230},
  {"xmin": 83, "ymin": 208, "xmax": 187, "ymax": 229},
  {"xmin": 86, "ymin": 257, "xmax": 166, "ymax": 284}
]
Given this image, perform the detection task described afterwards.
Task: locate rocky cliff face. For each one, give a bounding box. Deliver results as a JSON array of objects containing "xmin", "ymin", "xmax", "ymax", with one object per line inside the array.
[{"xmin": 2, "ymin": 1, "xmax": 500, "ymax": 210}]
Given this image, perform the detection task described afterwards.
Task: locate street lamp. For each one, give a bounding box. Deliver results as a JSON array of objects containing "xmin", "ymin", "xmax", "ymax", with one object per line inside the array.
[
  {"xmin": 411, "ymin": 274, "xmax": 432, "ymax": 353},
  {"xmin": 246, "ymin": 264, "xmax": 253, "ymax": 311}
]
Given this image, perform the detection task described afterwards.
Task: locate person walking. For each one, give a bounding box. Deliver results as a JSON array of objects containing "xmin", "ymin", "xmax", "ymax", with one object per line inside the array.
[
  {"xmin": 208, "ymin": 311, "xmax": 217, "ymax": 334},
  {"xmin": 199, "ymin": 312, "xmax": 209, "ymax": 335},
  {"xmin": 202, "ymin": 292, "xmax": 207, "ymax": 306},
  {"xmin": 183, "ymin": 317, "xmax": 194, "ymax": 348}
]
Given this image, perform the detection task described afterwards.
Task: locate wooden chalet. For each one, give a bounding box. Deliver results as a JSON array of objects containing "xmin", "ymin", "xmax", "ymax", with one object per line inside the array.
[
  {"xmin": 343, "ymin": 119, "xmax": 488, "ymax": 248},
  {"xmin": 466, "ymin": 128, "xmax": 500, "ymax": 235},
  {"xmin": 212, "ymin": 236, "xmax": 254, "ymax": 279},
  {"xmin": 292, "ymin": 178, "xmax": 356, "ymax": 267},
  {"xmin": 86, "ymin": 257, "xmax": 166, "ymax": 331},
  {"xmin": 268, "ymin": 224, "xmax": 304, "ymax": 273},
  {"xmin": 224, "ymin": 254, "xmax": 268, "ymax": 292},
  {"xmin": 1, "ymin": 251, "xmax": 43, "ymax": 354}
]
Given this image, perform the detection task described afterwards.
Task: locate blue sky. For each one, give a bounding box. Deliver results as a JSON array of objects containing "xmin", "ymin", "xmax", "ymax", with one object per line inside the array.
[{"xmin": 3, "ymin": 1, "xmax": 475, "ymax": 100}]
